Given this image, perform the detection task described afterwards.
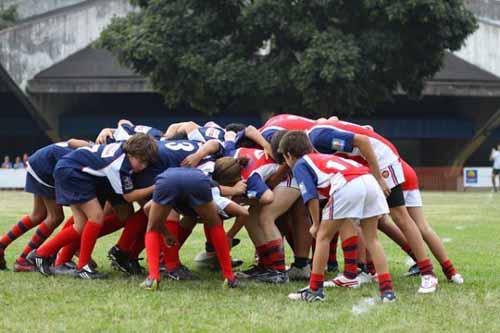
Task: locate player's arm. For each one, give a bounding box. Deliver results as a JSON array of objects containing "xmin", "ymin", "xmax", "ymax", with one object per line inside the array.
[
  {"xmin": 293, "ymin": 161, "xmax": 321, "ymax": 237},
  {"xmin": 219, "ymin": 180, "xmax": 247, "ymax": 197},
  {"xmin": 164, "ymin": 121, "xmax": 198, "ymax": 139},
  {"xmin": 123, "ymin": 185, "xmax": 155, "ymax": 203},
  {"xmin": 95, "ymin": 128, "xmax": 115, "ymax": 144},
  {"xmin": 67, "ymin": 138, "xmax": 93, "ymax": 148},
  {"xmin": 353, "ymin": 134, "xmax": 390, "ymax": 196},
  {"xmin": 223, "ymin": 202, "xmax": 250, "ymax": 217},
  {"xmin": 266, "ymin": 164, "xmax": 289, "ymax": 189},
  {"xmin": 181, "ymin": 139, "xmax": 220, "ymax": 167},
  {"xmin": 244, "ymin": 126, "xmax": 273, "ymax": 158}
]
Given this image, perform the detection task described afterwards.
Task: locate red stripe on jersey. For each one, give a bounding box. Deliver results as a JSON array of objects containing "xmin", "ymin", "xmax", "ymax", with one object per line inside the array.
[
  {"xmin": 235, "ymin": 148, "xmax": 278, "ymax": 180},
  {"xmin": 401, "ymin": 160, "xmax": 419, "ymax": 191}
]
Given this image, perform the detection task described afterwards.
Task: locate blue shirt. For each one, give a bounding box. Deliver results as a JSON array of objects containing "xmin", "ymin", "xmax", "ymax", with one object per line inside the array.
[
  {"xmin": 308, "ymin": 126, "xmax": 355, "ymax": 154},
  {"xmin": 292, "ymin": 158, "xmax": 319, "ymax": 204},
  {"xmin": 28, "ymin": 142, "xmax": 73, "ymax": 187}
]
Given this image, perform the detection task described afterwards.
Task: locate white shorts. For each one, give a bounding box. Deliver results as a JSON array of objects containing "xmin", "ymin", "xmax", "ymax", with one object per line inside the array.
[
  {"xmin": 322, "ymin": 174, "xmax": 389, "ymax": 221},
  {"xmin": 403, "ymin": 189, "xmax": 423, "ymax": 208},
  {"xmin": 380, "ymin": 161, "xmax": 405, "ymax": 189},
  {"xmin": 276, "ymin": 176, "xmax": 299, "ymax": 190}
]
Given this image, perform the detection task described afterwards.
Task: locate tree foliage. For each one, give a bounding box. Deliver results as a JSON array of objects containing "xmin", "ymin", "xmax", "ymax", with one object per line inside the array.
[
  {"xmin": 0, "ymin": 5, "xmax": 18, "ymax": 30},
  {"xmin": 98, "ymin": 0, "xmax": 477, "ymax": 116}
]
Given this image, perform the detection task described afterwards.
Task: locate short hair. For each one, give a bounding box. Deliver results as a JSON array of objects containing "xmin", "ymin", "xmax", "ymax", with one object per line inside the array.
[
  {"xmin": 213, "ymin": 156, "xmax": 248, "ymax": 186},
  {"xmin": 278, "ymin": 131, "xmax": 313, "ymax": 159},
  {"xmin": 270, "ymin": 130, "xmax": 288, "ymax": 164},
  {"xmin": 123, "ymin": 133, "xmax": 158, "ymax": 164},
  {"xmin": 225, "ymin": 123, "xmax": 247, "ymax": 132}
]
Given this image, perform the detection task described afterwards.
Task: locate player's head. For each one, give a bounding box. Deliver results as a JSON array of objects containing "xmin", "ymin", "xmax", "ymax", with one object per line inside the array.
[
  {"xmin": 278, "ymin": 131, "xmax": 313, "ymax": 167},
  {"xmin": 213, "ymin": 156, "xmax": 249, "ymax": 186},
  {"xmin": 225, "ymin": 123, "xmax": 247, "ymax": 132},
  {"xmin": 270, "ymin": 130, "xmax": 288, "ymax": 164},
  {"xmin": 123, "ymin": 133, "xmax": 158, "ymax": 172}
]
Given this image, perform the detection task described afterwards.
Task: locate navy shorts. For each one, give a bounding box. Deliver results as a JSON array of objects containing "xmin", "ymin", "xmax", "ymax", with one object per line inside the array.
[
  {"xmin": 25, "ymin": 172, "xmax": 55, "ymax": 199},
  {"xmin": 153, "ymin": 168, "xmax": 213, "ymax": 215},
  {"xmin": 96, "ymin": 179, "xmax": 127, "ymax": 207},
  {"xmin": 54, "ymin": 167, "xmax": 98, "ymax": 205}
]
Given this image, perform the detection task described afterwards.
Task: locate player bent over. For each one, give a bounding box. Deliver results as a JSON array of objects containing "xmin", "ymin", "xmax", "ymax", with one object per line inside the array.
[{"xmin": 279, "ymin": 132, "xmax": 395, "ymax": 303}]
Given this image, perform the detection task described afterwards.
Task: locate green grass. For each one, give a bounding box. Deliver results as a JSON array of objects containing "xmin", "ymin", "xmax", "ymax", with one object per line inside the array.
[{"xmin": 0, "ymin": 191, "xmax": 499, "ymax": 332}]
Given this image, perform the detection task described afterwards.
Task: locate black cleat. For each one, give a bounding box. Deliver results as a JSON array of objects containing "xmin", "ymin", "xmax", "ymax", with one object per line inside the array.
[
  {"xmin": 52, "ymin": 262, "xmax": 77, "ymax": 276},
  {"xmin": 381, "ymin": 290, "xmax": 397, "ymax": 303},
  {"xmin": 164, "ymin": 265, "xmax": 197, "ymax": 281},
  {"xmin": 108, "ymin": 245, "xmax": 130, "ymax": 273},
  {"xmin": 404, "ymin": 263, "xmax": 420, "ymax": 277},
  {"xmin": 34, "ymin": 255, "xmax": 53, "ymax": 276},
  {"xmin": 254, "ymin": 269, "xmax": 289, "ymax": 284},
  {"xmin": 288, "ymin": 287, "xmax": 325, "ymax": 302},
  {"xmin": 223, "ymin": 277, "xmax": 240, "ymax": 289},
  {"xmin": 76, "ymin": 264, "xmax": 107, "ymax": 280},
  {"xmin": 205, "ymin": 238, "xmax": 241, "ymax": 252},
  {"xmin": 235, "ymin": 265, "xmax": 266, "ymax": 279},
  {"xmin": 127, "ymin": 258, "xmax": 146, "ymax": 276}
]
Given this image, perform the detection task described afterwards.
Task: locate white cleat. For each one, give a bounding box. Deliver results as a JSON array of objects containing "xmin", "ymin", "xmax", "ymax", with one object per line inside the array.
[
  {"xmin": 324, "ymin": 273, "xmax": 361, "ymax": 288},
  {"xmin": 449, "ymin": 273, "xmax": 464, "ymax": 285},
  {"xmin": 357, "ymin": 272, "xmax": 373, "ymax": 285},
  {"xmin": 418, "ymin": 274, "xmax": 438, "ymax": 294}
]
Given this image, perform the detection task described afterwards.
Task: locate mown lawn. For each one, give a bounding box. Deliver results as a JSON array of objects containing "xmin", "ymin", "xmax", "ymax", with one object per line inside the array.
[{"xmin": 0, "ymin": 191, "xmax": 499, "ymax": 332}]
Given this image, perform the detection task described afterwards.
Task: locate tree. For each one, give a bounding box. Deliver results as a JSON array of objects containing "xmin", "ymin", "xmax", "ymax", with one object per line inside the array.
[
  {"xmin": 0, "ymin": 5, "xmax": 18, "ymax": 30},
  {"xmin": 98, "ymin": 0, "xmax": 477, "ymax": 117}
]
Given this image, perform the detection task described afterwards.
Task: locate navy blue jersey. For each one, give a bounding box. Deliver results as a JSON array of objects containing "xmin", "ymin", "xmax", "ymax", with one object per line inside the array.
[
  {"xmin": 27, "ymin": 142, "xmax": 73, "ymax": 187},
  {"xmin": 188, "ymin": 126, "xmax": 225, "ymax": 144},
  {"xmin": 133, "ymin": 139, "xmax": 215, "ymax": 189},
  {"xmin": 112, "ymin": 123, "xmax": 163, "ymax": 142},
  {"xmin": 55, "ymin": 142, "xmax": 135, "ymax": 194},
  {"xmin": 307, "ymin": 125, "xmax": 355, "ymax": 154}
]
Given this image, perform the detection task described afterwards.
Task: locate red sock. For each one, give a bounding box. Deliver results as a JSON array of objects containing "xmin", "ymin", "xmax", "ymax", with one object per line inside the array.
[
  {"xmin": 205, "ymin": 224, "xmax": 234, "ymax": 280},
  {"xmin": 117, "ymin": 210, "xmax": 147, "ymax": 252},
  {"xmin": 367, "ymin": 261, "xmax": 376, "ymax": 275},
  {"xmin": 19, "ymin": 222, "xmax": 54, "ymax": 259},
  {"xmin": 163, "ymin": 220, "xmax": 181, "ymax": 270},
  {"xmin": 328, "ymin": 232, "xmax": 339, "ymax": 264},
  {"xmin": 342, "ymin": 236, "xmax": 358, "ymax": 279},
  {"xmin": 417, "ymin": 258, "xmax": 434, "ymax": 276},
  {"xmin": 99, "ymin": 214, "xmax": 125, "ymax": 237},
  {"xmin": 36, "ymin": 226, "xmax": 80, "ymax": 258},
  {"xmin": 441, "ymin": 259, "xmax": 457, "ymax": 279},
  {"xmin": 309, "ymin": 273, "xmax": 324, "ymax": 291},
  {"xmin": 267, "ymin": 238, "xmax": 285, "ymax": 272},
  {"xmin": 0, "ymin": 215, "xmax": 35, "ymax": 253},
  {"xmin": 55, "ymin": 242, "xmax": 79, "ymax": 266},
  {"xmin": 401, "ymin": 243, "xmax": 416, "ymax": 262},
  {"xmin": 145, "ymin": 231, "xmax": 163, "ymax": 280},
  {"xmin": 378, "ymin": 273, "xmax": 394, "ymax": 296},
  {"xmin": 256, "ymin": 244, "xmax": 270, "ymax": 267},
  {"xmin": 77, "ymin": 221, "xmax": 102, "ymax": 270},
  {"xmin": 61, "ymin": 216, "xmax": 74, "ymax": 229}
]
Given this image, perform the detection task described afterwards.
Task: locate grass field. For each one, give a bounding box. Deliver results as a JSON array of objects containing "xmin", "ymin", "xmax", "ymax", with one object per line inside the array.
[{"xmin": 0, "ymin": 191, "xmax": 499, "ymax": 332}]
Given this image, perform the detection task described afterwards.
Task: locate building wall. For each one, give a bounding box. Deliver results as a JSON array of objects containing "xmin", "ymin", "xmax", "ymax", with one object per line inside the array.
[{"xmin": 1, "ymin": 0, "xmax": 86, "ymax": 20}]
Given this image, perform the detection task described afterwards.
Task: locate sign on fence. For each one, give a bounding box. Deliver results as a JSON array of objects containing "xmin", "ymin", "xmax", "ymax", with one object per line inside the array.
[
  {"xmin": 0, "ymin": 169, "xmax": 27, "ymax": 189},
  {"xmin": 463, "ymin": 167, "xmax": 492, "ymax": 188}
]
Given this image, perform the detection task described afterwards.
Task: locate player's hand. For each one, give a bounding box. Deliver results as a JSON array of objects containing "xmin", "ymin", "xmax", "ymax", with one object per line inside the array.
[
  {"xmin": 181, "ymin": 153, "xmax": 201, "ymax": 167},
  {"xmin": 95, "ymin": 128, "xmax": 114, "ymax": 144},
  {"xmin": 309, "ymin": 224, "xmax": 319, "ymax": 239},
  {"xmin": 378, "ymin": 179, "xmax": 391, "ymax": 197},
  {"xmin": 232, "ymin": 180, "xmax": 247, "ymax": 196},
  {"xmin": 263, "ymin": 144, "xmax": 273, "ymax": 160}
]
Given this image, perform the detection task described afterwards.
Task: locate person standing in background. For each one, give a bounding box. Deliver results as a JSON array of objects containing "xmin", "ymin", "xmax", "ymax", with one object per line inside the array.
[
  {"xmin": 13, "ymin": 156, "xmax": 25, "ymax": 169},
  {"xmin": 22, "ymin": 153, "xmax": 29, "ymax": 167},
  {"xmin": 490, "ymin": 144, "xmax": 500, "ymax": 192},
  {"xmin": 1, "ymin": 156, "xmax": 12, "ymax": 169}
]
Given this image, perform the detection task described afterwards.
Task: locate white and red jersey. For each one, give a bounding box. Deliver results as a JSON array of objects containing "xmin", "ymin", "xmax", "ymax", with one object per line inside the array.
[
  {"xmin": 292, "ymin": 153, "xmax": 369, "ymax": 202},
  {"xmin": 310, "ymin": 120, "xmax": 400, "ymax": 169},
  {"xmin": 232, "ymin": 148, "xmax": 279, "ymax": 199},
  {"xmin": 401, "ymin": 160, "xmax": 419, "ymax": 191}
]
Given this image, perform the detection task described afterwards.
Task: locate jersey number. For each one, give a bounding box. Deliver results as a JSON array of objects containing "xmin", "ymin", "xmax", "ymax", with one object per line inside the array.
[{"xmin": 165, "ymin": 142, "xmax": 196, "ymax": 152}]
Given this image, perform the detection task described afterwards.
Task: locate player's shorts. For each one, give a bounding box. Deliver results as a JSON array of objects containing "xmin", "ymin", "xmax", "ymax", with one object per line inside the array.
[
  {"xmin": 385, "ymin": 184, "xmax": 405, "ymax": 208},
  {"xmin": 380, "ymin": 160, "xmax": 405, "ymax": 189},
  {"xmin": 153, "ymin": 168, "xmax": 213, "ymax": 215},
  {"xmin": 276, "ymin": 176, "xmax": 299, "ymax": 190},
  {"xmin": 403, "ymin": 189, "xmax": 423, "ymax": 208},
  {"xmin": 54, "ymin": 167, "xmax": 98, "ymax": 205},
  {"xmin": 96, "ymin": 180, "xmax": 127, "ymax": 207},
  {"xmin": 25, "ymin": 171, "xmax": 55, "ymax": 199},
  {"xmin": 493, "ymin": 169, "xmax": 500, "ymax": 175},
  {"xmin": 321, "ymin": 174, "xmax": 389, "ymax": 221}
]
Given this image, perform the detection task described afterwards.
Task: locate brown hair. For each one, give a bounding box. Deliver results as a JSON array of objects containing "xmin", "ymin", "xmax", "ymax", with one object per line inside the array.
[
  {"xmin": 123, "ymin": 133, "xmax": 158, "ymax": 164},
  {"xmin": 270, "ymin": 130, "xmax": 288, "ymax": 164},
  {"xmin": 213, "ymin": 156, "xmax": 248, "ymax": 186},
  {"xmin": 278, "ymin": 131, "xmax": 313, "ymax": 159}
]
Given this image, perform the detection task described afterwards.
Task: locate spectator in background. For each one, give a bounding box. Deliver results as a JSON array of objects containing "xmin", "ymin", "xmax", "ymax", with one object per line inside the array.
[
  {"xmin": 22, "ymin": 153, "xmax": 29, "ymax": 167},
  {"xmin": 1, "ymin": 156, "xmax": 12, "ymax": 169},
  {"xmin": 13, "ymin": 156, "xmax": 24, "ymax": 169},
  {"xmin": 490, "ymin": 144, "xmax": 500, "ymax": 192}
]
